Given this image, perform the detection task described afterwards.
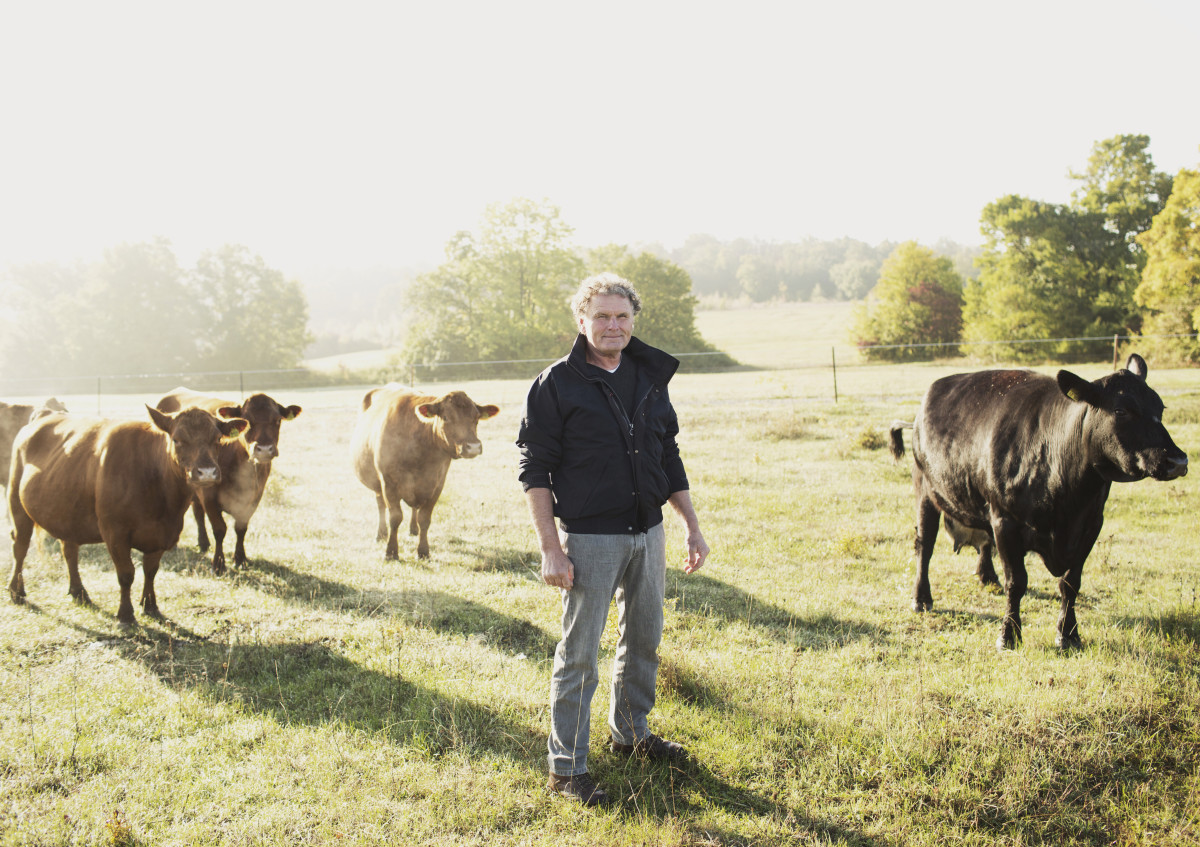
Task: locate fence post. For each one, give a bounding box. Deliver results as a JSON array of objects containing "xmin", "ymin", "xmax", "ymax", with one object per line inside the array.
[
  {"xmin": 1112, "ymin": 334, "xmax": 1119, "ymax": 370},
  {"xmin": 831, "ymin": 347, "xmax": 838, "ymax": 404},
  {"xmin": 239, "ymin": 371, "xmax": 245, "ymax": 399}
]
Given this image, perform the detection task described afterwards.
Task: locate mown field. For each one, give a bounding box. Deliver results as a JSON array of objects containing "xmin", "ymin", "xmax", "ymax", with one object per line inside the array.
[{"xmin": 2, "ymin": 307, "xmax": 1199, "ymax": 845}]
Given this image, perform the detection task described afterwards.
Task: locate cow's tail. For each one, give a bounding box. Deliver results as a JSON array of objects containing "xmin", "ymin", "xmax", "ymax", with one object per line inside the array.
[{"xmin": 889, "ymin": 420, "xmax": 912, "ymax": 461}]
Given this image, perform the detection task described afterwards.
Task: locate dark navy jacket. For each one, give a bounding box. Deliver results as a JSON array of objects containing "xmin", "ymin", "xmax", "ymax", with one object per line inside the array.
[{"xmin": 517, "ymin": 334, "xmax": 689, "ymax": 534}]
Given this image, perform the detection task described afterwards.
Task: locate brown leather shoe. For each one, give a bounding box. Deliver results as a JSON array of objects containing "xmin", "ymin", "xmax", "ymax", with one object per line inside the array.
[
  {"xmin": 547, "ymin": 771, "xmax": 610, "ymax": 807},
  {"xmin": 610, "ymin": 733, "xmax": 688, "ymax": 762}
]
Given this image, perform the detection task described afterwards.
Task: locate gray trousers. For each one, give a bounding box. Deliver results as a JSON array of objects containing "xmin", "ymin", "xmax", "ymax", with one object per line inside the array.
[{"xmin": 547, "ymin": 524, "xmax": 667, "ymax": 776}]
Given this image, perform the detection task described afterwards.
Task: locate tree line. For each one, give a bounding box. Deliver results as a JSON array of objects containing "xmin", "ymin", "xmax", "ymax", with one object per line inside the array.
[
  {"xmin": 0, "ymin": 240, "xmax": 312, "ymax": 380},
  {"xmin": 398, "ymin": 199, "xmax": 728, "ymax": 374},
  {"xmin": 852, "ymin": 134, "xmax": 1200, "ymax": 363}
]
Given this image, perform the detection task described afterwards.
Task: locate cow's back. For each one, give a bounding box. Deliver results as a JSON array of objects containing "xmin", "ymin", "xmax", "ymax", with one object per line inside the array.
[
  {"xmin": 12, "ymin": 414, "xmax": 108, "ymax": 542},
  {"xmin": 351, "ymin": 385, "xmax": 444, "ymax": 494},
  {"xmin": 912, "ymin": 369, "xmax": 1085, "ymax": 526},
  {"xmin": 157, "ymin": 387, "xmax": 227, "ymax": 416},
  {"xmin": 14, "ymin": 413, "xmax": 189, "ymax": 548}
]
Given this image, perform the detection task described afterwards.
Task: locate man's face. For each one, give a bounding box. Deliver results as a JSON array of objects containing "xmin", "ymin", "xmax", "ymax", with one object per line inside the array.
[{"xmin": 579, "ymin": 293, "xmax": 634, "ymax": 358}]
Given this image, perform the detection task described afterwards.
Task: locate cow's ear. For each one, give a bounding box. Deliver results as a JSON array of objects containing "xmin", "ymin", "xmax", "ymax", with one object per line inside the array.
[
  {"xmin": 1125, "ymin": 353, "xmax": 1148, "ymax": 381},
  {"xmin": 219, "ymin": 417, "xmax": 249, "ymax": 438},
  {"xmin": 217, "ymin": 405, "xmax": 243, "ymax": 420},
  {"xmin": 282, "ymin": 404, "xmax": 303, "ymax": 421},
  {"xmin": 417, "ymin": 402, "xmax": 439, "ymax": 420},
  {"xmin": 146, "ymin": 405, "xmax": 175, "ymax": 433},
  {"xmin": 477, "ymin": 404, "xmax": 500, "ymax": 420},
  {"xmin": 1057, "ymin": 370, "xmax": 1103, "ymax": 406}
]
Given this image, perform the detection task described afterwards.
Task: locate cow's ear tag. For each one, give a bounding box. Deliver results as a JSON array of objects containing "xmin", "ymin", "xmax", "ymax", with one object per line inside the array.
[{"xmin": 1066, "ymin": 387, "xmax": 1085, "ymax": 402}]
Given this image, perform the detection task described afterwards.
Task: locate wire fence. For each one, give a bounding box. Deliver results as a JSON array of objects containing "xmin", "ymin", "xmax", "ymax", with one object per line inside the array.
[{"xmin": 2, "ymin": 332, "xmax": 1197, "ymax": 410}]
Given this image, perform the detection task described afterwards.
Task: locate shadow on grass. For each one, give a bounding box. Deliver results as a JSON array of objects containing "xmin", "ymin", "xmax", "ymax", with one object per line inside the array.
[
  {"xmin": 603, "ymin": 758, "xmax": 889, "ymax": 846},
  {"xmin": 206, "ymin": 555, "xmax": 559, "ymax": 660},
  {"xmin": 666, "ymin": 570, "xmax": 886, "ymax": 650}
]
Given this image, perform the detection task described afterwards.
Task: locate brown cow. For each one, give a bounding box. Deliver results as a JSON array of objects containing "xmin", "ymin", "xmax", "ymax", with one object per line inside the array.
[
  {"xmin": 350, "ymin": 384, "xmax": 499, "ymax": 559},
  {"xmin": 7, "ymin": 407, "xmax": 247, "ymax": 626},
  {"xmin": 0, "ymin": 398, "xmax": 69, "ymax": 489},
  {"xmin": 155, "ymin": 387, "xmax": 302, "ymax": 574}
]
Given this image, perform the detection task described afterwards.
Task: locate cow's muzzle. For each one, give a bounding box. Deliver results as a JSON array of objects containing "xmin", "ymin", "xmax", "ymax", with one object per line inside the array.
[
  {"xmin": 1158, "ymin": 453, "xmax": 1188, "ymax": 480},
  {"xmin": 191, "ymin": 466, "xmax": 221, "ymax": 487},
  {"xmin": 251, "ymin": 443, "xmax": 278, "ymax": 463},
  {"xmin": 458, "ymin": 441, "xmax": 483, "ymax": 459}
]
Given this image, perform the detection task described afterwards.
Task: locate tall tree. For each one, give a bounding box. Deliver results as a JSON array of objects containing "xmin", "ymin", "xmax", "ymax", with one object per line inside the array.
[
  {"xmin": 851, "ymin": 241, "xmax": 963, "ymax": 361},
  {"xmin": 81, "ymin": 238, "xmax": 199, "ymax": 375},
  {"xmin": 965, "ymin": 135, "xmax": 1172, "ymax": 361},
  {"xmin": 192, "ymin": 245, "xmax": 313, "ymax": 371},
  {"xmin": 586, "ymin": 247, "xmax": 716, "ymax": 356},
  {"xmin": 400, "ymin": 199, "xmax": 582, "ymax": 369},
  {"xmin": 1134, "ymin": 164, "xmax": 1200, "ymax": 361}
]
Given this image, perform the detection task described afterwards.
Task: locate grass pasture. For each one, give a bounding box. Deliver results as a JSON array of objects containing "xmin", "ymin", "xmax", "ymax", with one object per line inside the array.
[{"xmin": 2, "ymin": 351, "xmax": 1200, "ymax": 844}]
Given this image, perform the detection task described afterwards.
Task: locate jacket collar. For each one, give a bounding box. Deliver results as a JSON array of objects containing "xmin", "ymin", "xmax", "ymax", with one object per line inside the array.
[{"xmin": 567, "ymin": 333, "xmax": 679, "ymax": 385}]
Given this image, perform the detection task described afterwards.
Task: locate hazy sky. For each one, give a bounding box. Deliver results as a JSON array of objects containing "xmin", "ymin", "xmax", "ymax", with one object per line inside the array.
[{"xmin": 2, "ymin": 0, "xmax": 1197, "ymax": 274}]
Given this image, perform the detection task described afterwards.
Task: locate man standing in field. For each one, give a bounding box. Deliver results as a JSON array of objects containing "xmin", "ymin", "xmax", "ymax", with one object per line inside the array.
[{"xmin": 517, "ymin": 272, "xmax": 710, "ymax": 808}]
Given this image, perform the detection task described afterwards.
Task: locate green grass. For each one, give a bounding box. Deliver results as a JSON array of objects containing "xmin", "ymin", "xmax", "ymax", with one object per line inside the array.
[{"xmin": 2, "ymin": 345, "xmax": 1200, "ymax": 844}]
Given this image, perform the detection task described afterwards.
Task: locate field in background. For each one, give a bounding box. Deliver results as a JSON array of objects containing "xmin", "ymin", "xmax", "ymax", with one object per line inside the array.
[{"xmin": 2, "ymin": 310, "xmax": 1199, "ymax": 845}]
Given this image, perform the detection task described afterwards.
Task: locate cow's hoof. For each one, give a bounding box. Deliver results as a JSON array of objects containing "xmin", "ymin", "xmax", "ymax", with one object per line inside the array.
[
  {"xmin": 996, "ymin": 636, "xmax": 1015, "ymax": 651},
  {"xmin": 384, "ymin": 550, "xmax": 399, "ymax": 562},
  {"xmin": 912, "ymin": 598, "xmax": 933, "ymax": 613},
  {"xmin": 69, "ymin": 589, "xmax": 92, "ymax": 606},
  {"xmin": 198, "ymin": 540, "xmax": 211, "ymax": 553},
  {"xmin": 212, "ymin": 555, "xmax": 226, "ymax": 576},
  {"xmin": 417, "ymin": 549, "xmax": 430, "ymax": 560},
  {"xmin": 1054, "ymin": 634, "xmax": 1083, "ymax": 652},
  {"xmin": 143, "ymin": 605, "xmax": 164, "ymax": 620},
  {"xmin": 10, "ymin": 590, "xmax": 25, "ymax": 605}
]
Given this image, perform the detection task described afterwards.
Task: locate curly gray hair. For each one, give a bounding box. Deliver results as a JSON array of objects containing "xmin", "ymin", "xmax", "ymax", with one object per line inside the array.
[{"xmin": 569, "ymin": 272, "xmax": 642, "ymax": 322}]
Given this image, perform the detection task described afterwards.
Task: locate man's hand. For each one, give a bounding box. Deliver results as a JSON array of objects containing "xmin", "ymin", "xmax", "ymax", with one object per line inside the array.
[
  {"xmin": 541, "ymin": 547, "xmax": 575, "ymax": 590},
  {"xmin": 683, "ymin": 528, "xmax": 709, "ymax": 574}
]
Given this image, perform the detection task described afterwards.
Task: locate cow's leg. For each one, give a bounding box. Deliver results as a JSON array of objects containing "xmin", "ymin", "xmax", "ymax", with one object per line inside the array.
[
  {"xmin": 61, "ymin": 541, "xmax": 90, "ymax": 604},
  {"xmin": 106, "ymin": 541, "xmax": 139, "ymax": 627},
  {"xmin": 140, "ymin": 551, "xmax": 164, "ymax": 619},
  {"xmin": 1054, "ymin": 564, "xmax": 1085, "ymax": 650},
  {"xmin": 233, "ymin": 522, "xmax": 250, "ymax": 567},
  {"xmin": 912, "ymin": 495, "xmax": 940, "ymax": 612},
  {"xmin": 976, "ymin": 543, "xmax": 1000, "ymax": 588},
  {"xmin": 380, "ymin": 483, "xmax": 404, "ymax": 560},
  {"xmin": 8, "ymin": 475, "xmax": 33, "ymax": 603},
  {"xmin": 991, "ymin": 522, "xmax": 1027, "ymax": 650},
  {"xmin": 414, "ymin": 502, "xmax": 435, "ymax": 559},
  {"xmin": 409, "ymin": 511, "xmax": 419, "ymax": 537},
  {"xmin": 192, "ymin": 497, "xmax": 210, "ymax": 553},
  {"xmin": 207, "ymin": 507, "xmax": 229, "ymax": 575},
  {"xmin": 374, "ymin": 494, "xmax": 389, "ymax": 542}
]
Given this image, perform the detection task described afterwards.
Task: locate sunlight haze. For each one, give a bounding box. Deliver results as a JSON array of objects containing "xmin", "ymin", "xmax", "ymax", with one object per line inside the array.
[{"xmin": 2, "ymin": 0, "xmax": 1197, "ymax": 274}]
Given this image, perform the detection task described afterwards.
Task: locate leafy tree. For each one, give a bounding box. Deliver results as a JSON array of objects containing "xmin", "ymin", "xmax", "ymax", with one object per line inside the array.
[
  {"xmin": 400, "ymin": 199, "xmax": 583, "ymax": 369},
  {"xmin": 76, "ymin": 238, "xmax": 200, "ymax": 375},
  {"xmin": 586, "ymin": 247, "xmax": 716, "ymax": 356},
  {"xmin": 830, "ymin": 258, "xmax": 878, "ymax": 300},
  {"xmin": 1134, "ymin": 164, "xmax": 1200, "ymax": 361},
  {"xmin": 0, "ymin": 260, "xmax": 90, "ymax": 380},
  {"xmin": 851, "ymin": 241, "xmax": 963, "ymax": 361},
  {"xmin": 192, "ymin": 245, "xmax": 313, "ymax": 371},
  {"xmin": 965, "ymin": 135, "xmax": 1172, "ymax": 361},
  {"xmin": 736, "ymin": 254, "xmax": 782, "ymax": 301}
]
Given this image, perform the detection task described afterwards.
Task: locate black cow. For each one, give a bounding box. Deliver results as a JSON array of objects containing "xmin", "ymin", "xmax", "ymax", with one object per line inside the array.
[{"xmin": 890, "ymin": 354, "xmax": 1187, "ymax": 650}]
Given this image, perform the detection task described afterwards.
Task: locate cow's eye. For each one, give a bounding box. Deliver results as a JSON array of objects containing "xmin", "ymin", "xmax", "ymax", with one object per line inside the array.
[{"xmin": 1113, "ymin": 408, "xmax": 1130, "ymax": 419}]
